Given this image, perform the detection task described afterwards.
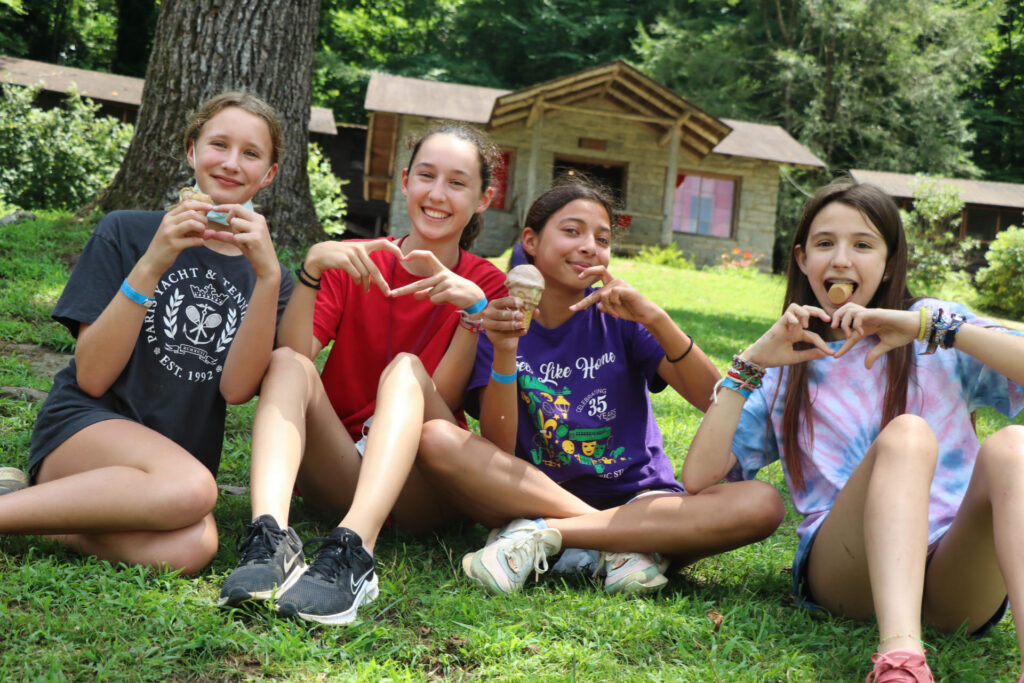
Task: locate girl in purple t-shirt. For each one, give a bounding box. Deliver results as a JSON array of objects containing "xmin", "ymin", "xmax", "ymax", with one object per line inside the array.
[
  {"xmin": 417, "ymin": 180, "xmax": 785, "ymax": 595},
  {"xmin": 684, "ymin": 180, "xmax": 1024, "ymax": 682}
]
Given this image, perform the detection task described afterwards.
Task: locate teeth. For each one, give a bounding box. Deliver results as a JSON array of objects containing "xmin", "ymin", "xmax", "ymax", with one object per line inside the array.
[{"xmin": 423, "ymin": 208, "xmax": 448, "ymax": 219}]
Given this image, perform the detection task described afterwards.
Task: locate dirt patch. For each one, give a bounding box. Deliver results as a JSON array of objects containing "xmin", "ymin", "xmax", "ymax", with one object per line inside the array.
[{"xmin": 1, "ymin": 341, "xmax": 71, "ymax": 382}]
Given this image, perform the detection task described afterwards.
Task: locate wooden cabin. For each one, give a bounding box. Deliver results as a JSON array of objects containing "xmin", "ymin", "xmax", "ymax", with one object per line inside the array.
[{"xmin": 363, "ymin": 61, "xmax": 824, "ymax": 265}]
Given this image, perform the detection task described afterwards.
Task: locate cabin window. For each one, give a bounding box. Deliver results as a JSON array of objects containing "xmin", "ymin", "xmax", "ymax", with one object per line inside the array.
[{"xmin": 673, "ymin": 172, "xmax": 738, "ymax": 238}]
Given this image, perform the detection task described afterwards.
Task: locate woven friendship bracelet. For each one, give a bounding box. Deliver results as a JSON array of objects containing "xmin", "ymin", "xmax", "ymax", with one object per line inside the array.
[{"xmin": 920, "ymin": 307, "xmax": 966, "ymax": 355}]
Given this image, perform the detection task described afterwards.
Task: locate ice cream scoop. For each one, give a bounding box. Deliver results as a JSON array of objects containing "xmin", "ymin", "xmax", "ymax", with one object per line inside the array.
[
  {"xmin": 505, "ymin": 264, "xmax": 545, "ymax": 331},
  {"xmin": 828, "ymin": 281, "xmax": 854, "ymax": 304},
  {"xmin": 178, "ymin": 186, "xmax": 213, "ymax": 205}
]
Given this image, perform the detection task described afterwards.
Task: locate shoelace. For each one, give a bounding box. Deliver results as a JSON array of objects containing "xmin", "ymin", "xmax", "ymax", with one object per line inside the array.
[
  {"xmin": 504, "ymin": 529, "xmax": 552, "ymax": 582},
  {"xmin": 303, "ymin": 536, "xmax": 353, "ymax": 582},
  {"xmin": 236, "ymin": 520, "xmax": 282, "ymax": 564}
]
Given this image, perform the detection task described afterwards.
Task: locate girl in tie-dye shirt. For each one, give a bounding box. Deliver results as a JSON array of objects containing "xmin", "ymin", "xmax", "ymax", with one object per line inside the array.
[{"xmin": 683, "ymin": 180, "xmax": 1024, "ymax": 683}]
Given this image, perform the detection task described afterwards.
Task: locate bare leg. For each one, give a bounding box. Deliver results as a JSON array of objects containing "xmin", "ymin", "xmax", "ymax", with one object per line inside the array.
[
  {"xmin": 0, "ymin": 419, "xmax": 219, "ymax": 572},
  {"xmin": 923, "ymin": 425, "xmax": 1024, "ymax": 668},
  {"xmin": 418, "ymin": 419, "xmax": 599, "ymax": 527},
  {"xmin": 249, "ymin": 350, "xmax": 460, "ymax": 552},
  {"xmin": 249, "ymin": 347, "xmax": 361, "ymax": 526},
  {"xmin": 418, "ymin": 419, "xmax": 784, "ymax": 560},
  {"xmin": 806, "ymin": 414, "xmax": 937, "ymax": 654}
]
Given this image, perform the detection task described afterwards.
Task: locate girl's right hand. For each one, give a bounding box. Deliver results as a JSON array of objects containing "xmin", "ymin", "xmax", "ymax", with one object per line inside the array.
[
  {"xmin": 482, "ymin": 296, "xmax": 526, "ymax": 353},
  {"xmin": 742, "ymin": 303, "xmax": 835, "ymax": 368},
  {"xmin": 303, "ymin": 238, "xmax": 404, "ymax": 294},
  {"xmin": 139, "ymin": 200, "xmax": 211, "ymax": 274}
]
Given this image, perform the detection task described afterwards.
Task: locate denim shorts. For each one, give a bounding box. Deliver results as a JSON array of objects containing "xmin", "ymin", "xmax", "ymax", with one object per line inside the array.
[{"xmin": 794, "ymin": 531, "xmax": 1008, "ymax": 636}]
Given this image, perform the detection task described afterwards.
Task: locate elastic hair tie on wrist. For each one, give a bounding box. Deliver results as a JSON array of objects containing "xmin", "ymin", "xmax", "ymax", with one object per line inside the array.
[
  {"xmin": 295, "ymin": 266, "xmax": 322, "ymax": 290},
  {"xmin": 463, "ymin": 297, "xmax": 488, "ymax": 316},
  {"xmin": 120, "ymin": 278, "xmax": 156, "ymax": 308},
  {"xmin": 490, "ymin": 367, "xmax": 517, "ymax": 384},
  {"xmin": 666, "ymin": 334, "xmax": 695, "ymax": 363}
]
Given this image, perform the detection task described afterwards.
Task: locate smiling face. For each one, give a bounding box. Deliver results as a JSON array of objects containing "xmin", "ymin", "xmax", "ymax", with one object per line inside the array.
[
  {"xmin": 187, "ymin": 106, "xmax": 277, "ymax": 206},
  {"xmin": 795, "ymin": 201, "xmax": 890, "ymax": 314},
  {"xmin": 400, "ymin": 132, "xmax": 493, "ymax": 245},
  {"xmin": 522, "ymin": 198, "xmax": 612, "ymax": 292}
]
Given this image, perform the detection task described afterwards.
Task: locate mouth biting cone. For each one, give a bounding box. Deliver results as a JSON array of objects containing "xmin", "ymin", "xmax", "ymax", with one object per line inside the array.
[
  {"xmin": 827, "ymin": 280, "xmax": 855, "ymax": 304},
  {"xmin": 505, "ymin": 264, "xmax": 545, "ymax": 332}
]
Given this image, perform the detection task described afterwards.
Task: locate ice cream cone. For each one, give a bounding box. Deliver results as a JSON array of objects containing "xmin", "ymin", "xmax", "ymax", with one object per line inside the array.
[
  {"xmin": 506, "ymin": 264, "xmax": 545, "ymax": 331},
  {"xmin": 828, "ymin": 281, "xmax": 854, "ymax": 304}
]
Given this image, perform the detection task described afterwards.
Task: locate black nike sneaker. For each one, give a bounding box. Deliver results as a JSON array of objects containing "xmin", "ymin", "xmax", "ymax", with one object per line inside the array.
[
  {"xmin": 275, "ymin": 527, "xmax": 378, "ymax": 625},
  {"xmin": 219, "ymin": 514, "xmax": 306, "ymax": 606}
]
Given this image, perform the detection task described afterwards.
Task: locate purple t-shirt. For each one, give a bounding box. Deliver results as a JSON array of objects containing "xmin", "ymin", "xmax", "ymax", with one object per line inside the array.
[{"xmin": 467, "ymin": 303, "xmax": 683, "ymax": 507}]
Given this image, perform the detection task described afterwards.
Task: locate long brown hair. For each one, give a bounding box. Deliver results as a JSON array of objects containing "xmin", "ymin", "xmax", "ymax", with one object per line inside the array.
[
  {"xmin": 405, "ymin": 122, "xmax": 501, "ymax": 251},
  {"xmin": 778, "ymin": 180, "xmax": 915, "ymax": 490}
]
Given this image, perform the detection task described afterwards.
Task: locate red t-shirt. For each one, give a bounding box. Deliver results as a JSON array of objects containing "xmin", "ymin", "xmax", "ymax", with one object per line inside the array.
[{"xmin": 312, "ymin": 237, "xmax": 508, "ymax": 440}]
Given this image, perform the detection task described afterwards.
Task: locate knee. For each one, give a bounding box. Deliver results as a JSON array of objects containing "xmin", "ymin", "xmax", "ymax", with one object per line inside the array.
[
  {"xmin": 379, "ymin": 352, "xmax": 428, "ymax": 391},
  {"xmin": 418, "ymin": 419, "xmax": 463, "ymax": 474},
  {"xmin": 738, "ymin": 481, "xmax": 786, "ymax": 538},
  {"xmin": 876, "ymin": 414, "xmax": 938, "ymax": 469},
  {"xmin": 155, "ymin": 464, "xmax": 218, "ymax": 527},
  {"xmin": 161, "ymin": 519, "xmax": 219, "ymax": 575},
  {"xmin": 977, "ymin": 425, "xmax": 1024, "ymax": 475},
  {"xmin": 266, "ymin": 346, "xmax": 318, "ymax": 382}
]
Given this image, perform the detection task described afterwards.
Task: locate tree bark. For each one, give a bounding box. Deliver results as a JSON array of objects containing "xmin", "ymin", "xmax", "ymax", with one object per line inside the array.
[{"xmin": 96, "ymin": 0, "xmax": 325, "ymax": 247}]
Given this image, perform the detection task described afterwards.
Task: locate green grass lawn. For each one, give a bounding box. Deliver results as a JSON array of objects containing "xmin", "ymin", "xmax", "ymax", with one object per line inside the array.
[{"xmin": 1, "ymin": 214, "xmax": 1021, "ymax": 681}]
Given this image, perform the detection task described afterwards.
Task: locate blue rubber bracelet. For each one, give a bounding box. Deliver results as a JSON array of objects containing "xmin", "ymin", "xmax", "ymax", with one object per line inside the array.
[
  {"xmin": 120, "ymin": 278, "xmax": 156, "ymax": 308},
  {"xmin": 720, "ymin": 375, "xmax": 752, "ymax": 399},
  {"xmin": 490, "ymin": 368, "xmax": 517, "ymax": 384},
  {"xmin": 463, "ymin": 297, "xmax": 488, "ymax": 315}
]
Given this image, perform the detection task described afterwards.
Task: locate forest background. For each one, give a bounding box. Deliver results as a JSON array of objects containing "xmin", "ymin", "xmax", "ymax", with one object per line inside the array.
[{"xmin": 3, "ymin": 0, "xmax": 1023, "ymax": 189}]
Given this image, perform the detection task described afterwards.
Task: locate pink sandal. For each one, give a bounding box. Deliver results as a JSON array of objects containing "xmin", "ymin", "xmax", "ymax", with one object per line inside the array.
[{"xmin": 866, "ymin": 649, "xmax": 934, "ymax": 683}]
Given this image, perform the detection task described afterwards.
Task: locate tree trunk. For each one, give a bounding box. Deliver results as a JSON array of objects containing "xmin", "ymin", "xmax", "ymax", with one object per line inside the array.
[{"xmin": 96, "ymin": 0, "xmax": 325, "ymax": 247}]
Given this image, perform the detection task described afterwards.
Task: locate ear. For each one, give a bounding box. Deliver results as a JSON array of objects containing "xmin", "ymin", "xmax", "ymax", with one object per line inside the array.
[
  {"xmin": 794, "ymin": 244, "xmax": 808, "ymax": 275},
  {"xmin": 400, "ymin": 168, "xmax": 409, "ymax": 197},
  {"xmin": 475, "ymin": 185, "xmax": 495, "ymax": 214},
  {"xmin": 186, "ymin": 142, "xmax": 195, "ymax": 169},
  {"xmin": 521, "ymin": 227, "xmax": 540, "ymax": 258},
  {"xmin": 259, "ymin": 163, "xmax": 279, "ymax": 189}
]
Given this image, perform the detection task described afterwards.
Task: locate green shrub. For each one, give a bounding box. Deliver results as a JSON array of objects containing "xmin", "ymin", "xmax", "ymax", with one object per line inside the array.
[
  {"xmin": 307, "ymin": 142, "xmax": 348, "ymax": 235},
  {"xmin": 0, "ymin": 84, "xmax": 132, "ymax": 211},
  {"xmin": 901, "ymin": 176, "xmax": 977, "ymax": 296},
  {"xmin": 976, "ymin": 225, "xmax": 1024, "ymax": 320},
  {"xmin": 633, "ymin": 243, "xmax": 695, "ymax": 269}
]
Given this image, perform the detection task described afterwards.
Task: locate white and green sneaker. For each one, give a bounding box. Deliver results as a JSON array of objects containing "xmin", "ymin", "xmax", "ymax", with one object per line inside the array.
[
  {"xmin": 600, "ymin": 551, "xmax": 669, "ymax": 595},
  {"xmin": 462, "ymin": 518, "xmax": 562, "ymax": 595},
  {"xmin": 0, "ymin": 467, "xmax": 28, "ymax": 496}
]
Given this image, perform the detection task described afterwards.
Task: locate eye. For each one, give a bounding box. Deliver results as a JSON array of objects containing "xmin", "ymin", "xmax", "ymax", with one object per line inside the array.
[
  {"xmin": 244, "ymin": 149, "xmax": 261, "ymax": 159},
  {"xmin": 815, "ymin": 239, "xmax": 833, "ymax": 248},
  {"xmin": 450, "ymin": 179, "xmax": 466, "ymax": 188},
  {"xmin": 563, "ymin": 226, "xmax": 578, "ymax": 235},
  {"xmin": 417, "ymin": 171, "xmax": 434, "ymax": 180},
  {"xmin": 855, "ymin": 240, "xmax": 873, "ymax": 249},
  {"xmin": 597, "ymin": 236, "xmax": 610, "ymax": 246},
  {"xmin": 211, "ymin": 140, "xmax": 227, "ymax": 148}
]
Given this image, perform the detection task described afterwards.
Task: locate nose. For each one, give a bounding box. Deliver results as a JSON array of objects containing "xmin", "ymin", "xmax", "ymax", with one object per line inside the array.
[
  {"xmin": 427, "ymin": 177, "xmax": 446, "ymax": 202},
  {"xmin": 578, "ymin": 231, "xmax": 596, "ymax": 254},
  {"xmin": 221, "ymin": 147, "xmax": 241, "ymax": 171},
  {"xmin": 831, "ymin": 243, "xmax": 852, "ymax": 268}
]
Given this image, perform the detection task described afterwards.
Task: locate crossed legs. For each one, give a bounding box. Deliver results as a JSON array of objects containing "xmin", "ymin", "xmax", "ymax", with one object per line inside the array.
[
  {"xmin": 417, "ymin": 419, "xmax": 785, "ymax": 563},
  {"xmin": 0, "ymin": 419, "xmax": 219, "ymax": 573}
]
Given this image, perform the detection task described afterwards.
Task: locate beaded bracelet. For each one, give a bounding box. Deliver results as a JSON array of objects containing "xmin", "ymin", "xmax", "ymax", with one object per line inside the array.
[
  {"xmin": 295, "ymin": 265, "xmax": 322, "ymax": 290},
  {"xmin": 120, "ymin": 278, "xmax": 156, "ymax": 308},
  {"xmin": 920, "ymin": 307, "xmax": 967, "ymax": 355},
  {"xmin": 666, "ymin": 334, "xmax": 695, "ymax": 363},
  {"xmin": 459, "ymin": 311, "xmax": 483, "ymax": 333},
  {"xmin": 490, "ymin": 367, "xmax": 517, "ymax": 384}
]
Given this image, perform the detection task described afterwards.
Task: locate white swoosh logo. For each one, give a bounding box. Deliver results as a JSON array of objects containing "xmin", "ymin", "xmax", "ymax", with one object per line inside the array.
[{"xmin": 350, "ymin": 566, "xmax": 373, "ymax": 593}]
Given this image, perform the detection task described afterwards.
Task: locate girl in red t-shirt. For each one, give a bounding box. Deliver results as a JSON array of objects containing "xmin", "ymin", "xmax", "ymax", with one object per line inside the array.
[{"xmin": 220, "ymin": 123, "xmax": 508, "ymax": 624}]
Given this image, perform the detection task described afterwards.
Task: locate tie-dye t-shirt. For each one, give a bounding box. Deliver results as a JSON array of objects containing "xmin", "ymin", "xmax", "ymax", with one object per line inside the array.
[{"xmin": 730, "ymin": 299, "xmax": 1024, "ymax": 578}]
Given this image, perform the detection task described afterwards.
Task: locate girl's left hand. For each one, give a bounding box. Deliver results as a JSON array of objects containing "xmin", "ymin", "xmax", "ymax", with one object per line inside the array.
[
  {"xmin": 832, "ymin": 303, "xmax": 920, "ymax": 369},
  {"xmin": 388, "ymin": 249, "xmax": 486, "ymax": 310},
  {"xmin": 204, "ymin": 204, "xmax": 279, "ymax": 278},
  {"xmin": 569, "ymin": 265, "xmax": 660, "ymax": 324}
]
